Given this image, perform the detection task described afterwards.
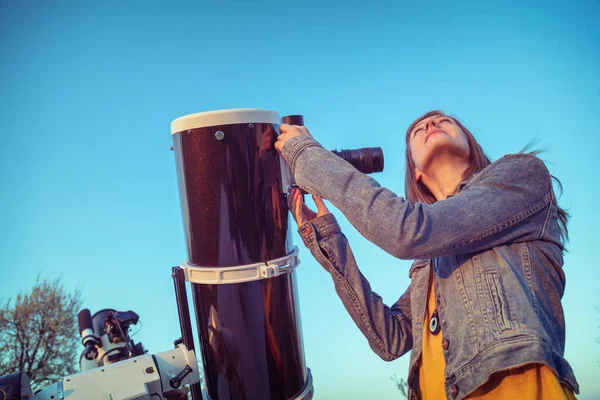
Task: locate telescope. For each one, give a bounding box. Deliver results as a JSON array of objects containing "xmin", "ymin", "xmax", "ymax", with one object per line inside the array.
[
  {"xmin": 0, "ymin": 109, "xmax": 384, "ymax": 400},
  {"xmin": 78, "ymin": 308, "xmax": 147, "ymax": 371},
  {"xmin": 169, "ymin": 110, "xmax": 383, "ymax": 399},
  {"xmin": 3, "ymin": 306, "xmax": 199, "ymax": 400}
]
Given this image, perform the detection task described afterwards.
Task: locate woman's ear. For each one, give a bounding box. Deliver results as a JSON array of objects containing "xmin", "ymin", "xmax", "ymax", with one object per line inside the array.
[{"xmin": 414, "ymin": 168, "xmax": 422, "ymax": 182}]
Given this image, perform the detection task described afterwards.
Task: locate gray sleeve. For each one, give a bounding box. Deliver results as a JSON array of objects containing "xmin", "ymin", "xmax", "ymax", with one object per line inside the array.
[
  {"xmin": 284, "ymin": 136, "xmax": 554, "ymax": 260},
  {"xmin": 299, "ymin": 213, "xmax": 413, "ymax": 361}
]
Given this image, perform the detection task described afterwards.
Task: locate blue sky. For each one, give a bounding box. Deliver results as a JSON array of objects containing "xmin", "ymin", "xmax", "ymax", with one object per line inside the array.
[{"xmin": 1, "ymin": 0, "xmax": 599, "ymax": 398}]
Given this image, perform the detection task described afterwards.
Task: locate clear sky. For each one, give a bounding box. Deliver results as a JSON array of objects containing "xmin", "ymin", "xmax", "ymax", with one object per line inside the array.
[{"xmin": 1, "ymin": 0, "xmax": 599, "ymax": 399}]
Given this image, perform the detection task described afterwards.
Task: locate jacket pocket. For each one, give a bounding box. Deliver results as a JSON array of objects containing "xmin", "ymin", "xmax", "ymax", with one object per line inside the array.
[{"xmin": 485, "ymin": 271, "xmax": 513, "ymax": 332}]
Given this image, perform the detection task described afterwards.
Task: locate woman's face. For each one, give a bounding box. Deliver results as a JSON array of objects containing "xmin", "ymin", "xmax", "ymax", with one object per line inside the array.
[{"xmin": 409, "ymin": 114, "xmax": 470, "ymax": 175}]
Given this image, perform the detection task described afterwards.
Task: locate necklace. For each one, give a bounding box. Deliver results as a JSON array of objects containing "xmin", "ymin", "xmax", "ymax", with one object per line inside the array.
[
  {"xmin": 429, "ymin": 309, "xmax": 441, "ymax": 335},
  {"xmin": 429, "ymin": 260, "xmax": 441, "ymax": 335}
]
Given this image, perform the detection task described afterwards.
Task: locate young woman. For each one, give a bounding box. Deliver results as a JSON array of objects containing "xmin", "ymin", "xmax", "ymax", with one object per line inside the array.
[{"xmin": 275, "ymin": 110, "xmax": 579, "ymax": 399}]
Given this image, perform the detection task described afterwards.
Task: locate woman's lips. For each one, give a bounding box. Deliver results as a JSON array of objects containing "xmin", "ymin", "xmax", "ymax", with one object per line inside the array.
[{"xmin": 425, "ymin": 130, "xmax": 444, "ymax": 143}]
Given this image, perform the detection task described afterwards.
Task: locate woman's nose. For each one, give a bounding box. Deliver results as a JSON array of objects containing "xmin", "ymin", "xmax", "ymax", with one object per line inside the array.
[{"xmin": 426, "ymin": 120, "xmax": 438, "ymax": 131}]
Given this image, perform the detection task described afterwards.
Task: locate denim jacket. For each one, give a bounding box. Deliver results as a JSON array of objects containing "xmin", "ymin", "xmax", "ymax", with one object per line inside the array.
[{"xmin": 281, "ymin": 136, "xmax": 579, "ymax": 399}]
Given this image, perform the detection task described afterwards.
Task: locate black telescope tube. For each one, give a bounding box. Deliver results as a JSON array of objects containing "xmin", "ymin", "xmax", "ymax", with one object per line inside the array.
[{"xmin": 172, "ymin": 111, "xmax": 308, "ymax": 400}]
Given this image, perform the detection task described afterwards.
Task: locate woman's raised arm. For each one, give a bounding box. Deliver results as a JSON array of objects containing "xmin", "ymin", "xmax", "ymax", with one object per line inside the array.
[
  {"xmin": 283, "ymin": 136, "xmax": 556, "ymax": 260},
  {"xmin": 298, "ymin": 212, "xmax": 414, "ymax": 360}
]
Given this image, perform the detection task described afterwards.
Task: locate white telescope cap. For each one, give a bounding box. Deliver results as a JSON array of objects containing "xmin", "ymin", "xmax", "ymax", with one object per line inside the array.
[{"xmin": 171, "ymin": 108, "xmax": 281, "ymax": 135}]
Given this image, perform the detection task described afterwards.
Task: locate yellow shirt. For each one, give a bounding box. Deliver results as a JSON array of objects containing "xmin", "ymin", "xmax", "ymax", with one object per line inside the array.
[{"xmin": 419, "ymin": 270, "xmax": 576, "ymax": 399}]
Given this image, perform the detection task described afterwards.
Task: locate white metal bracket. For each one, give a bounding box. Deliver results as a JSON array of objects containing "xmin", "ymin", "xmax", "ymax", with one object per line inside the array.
[{"xmin": 182, "ymin": 247, "xmax": 300, "ymax": 285}]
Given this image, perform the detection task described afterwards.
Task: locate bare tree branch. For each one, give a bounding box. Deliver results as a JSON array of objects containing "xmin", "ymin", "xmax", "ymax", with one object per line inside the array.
[{"xmin": 391, "ymin": 374, "xmax": 409, "ymax": 399}]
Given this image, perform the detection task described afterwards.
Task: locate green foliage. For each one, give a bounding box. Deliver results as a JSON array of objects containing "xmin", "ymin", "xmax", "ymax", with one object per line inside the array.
[{"xmin": 0, "ymin": 276, "xmax": 82, "ymax": 391}]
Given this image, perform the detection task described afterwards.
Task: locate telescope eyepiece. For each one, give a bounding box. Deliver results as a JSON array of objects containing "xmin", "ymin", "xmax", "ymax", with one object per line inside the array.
[
  {"xmin": 280, "ymin": 115, "xmax": 384, "ymax": 175},
  {"xmin": 281, "ymin": 115, "xmax": 304, "ymax": 125},
  {"xmin": 331, "ymin": 147, "xmax": 384, "ymax": 174}
]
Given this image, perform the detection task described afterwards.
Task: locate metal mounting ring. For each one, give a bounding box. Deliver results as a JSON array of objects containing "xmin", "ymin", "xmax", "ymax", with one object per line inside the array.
[{"xmin": 181, "ymin": 247, "xmax": 300, "ymax": 285}]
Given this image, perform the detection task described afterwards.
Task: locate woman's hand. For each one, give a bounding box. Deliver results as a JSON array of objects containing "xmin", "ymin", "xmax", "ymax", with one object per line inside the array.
[
  {"xmin": 288, "ymin": 187, "xmax": 329, "ymax": 226},
  {"xmin": 274, "ymin": 124, "xmax": 314, "ymax": 154}
]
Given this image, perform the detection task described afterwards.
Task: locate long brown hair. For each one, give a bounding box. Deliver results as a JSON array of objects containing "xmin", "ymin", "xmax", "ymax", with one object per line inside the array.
[{"xmin": 403, "ymin": 110, "xmax": 569, "ymax": 244}]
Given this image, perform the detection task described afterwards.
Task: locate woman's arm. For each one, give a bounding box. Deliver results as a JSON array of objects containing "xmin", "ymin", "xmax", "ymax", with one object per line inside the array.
[
  {"xmin": 299, "ymin": 212, "xmax": 413, "ymax": 361},
  {"xmin": 283, "ymin": 136, "xmax": 556, "ymax": 260}
]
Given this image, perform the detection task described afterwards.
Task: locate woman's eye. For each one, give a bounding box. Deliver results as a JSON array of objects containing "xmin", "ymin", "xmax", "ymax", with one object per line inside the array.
[{"xmin": 439, "ymin": 118, "xmax": 451, "ymax": 124}]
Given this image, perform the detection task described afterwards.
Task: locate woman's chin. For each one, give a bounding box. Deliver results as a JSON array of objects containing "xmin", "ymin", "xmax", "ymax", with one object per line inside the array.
[{"xmin": 425, "ymin": 142, "xmax": 470, "ymax": 163}]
